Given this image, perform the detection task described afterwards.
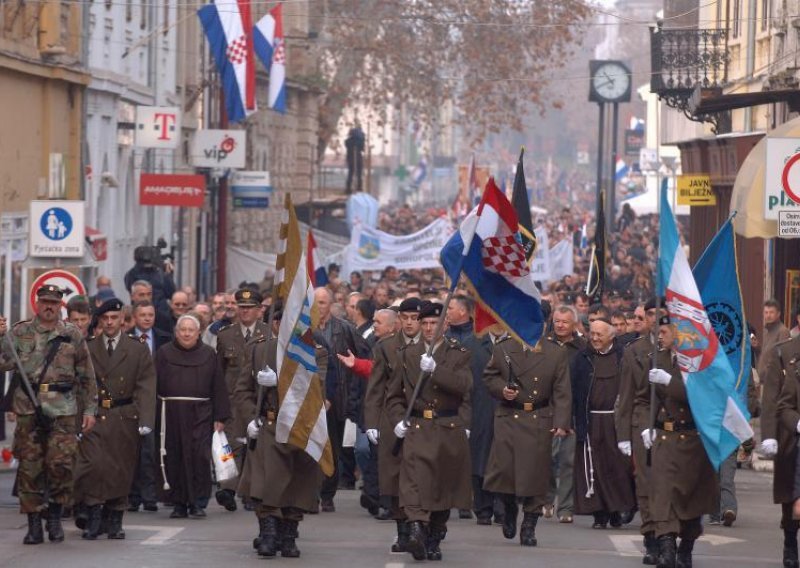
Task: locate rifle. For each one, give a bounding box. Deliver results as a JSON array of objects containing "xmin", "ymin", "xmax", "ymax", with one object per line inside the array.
[
  {"xmin": 249, "ymin": 299, "xmax": 279, "ymax": 451},
  {"xmin": 498, "ymin": 343, "xmax": 519, "ymax": 392}
]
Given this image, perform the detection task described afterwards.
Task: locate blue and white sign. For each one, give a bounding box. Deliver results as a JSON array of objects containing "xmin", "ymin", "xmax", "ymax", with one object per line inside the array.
[
  {"xmin": 231, "ymin": 171, "xmax": 273, "ymax": 208},
  {"xmin": 29, "ymin": 200, "xmax": 85, "ymax": 258}
]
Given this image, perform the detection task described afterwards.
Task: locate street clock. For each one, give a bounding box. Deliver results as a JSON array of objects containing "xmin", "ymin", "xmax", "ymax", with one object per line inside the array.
[{"xmin": 589, "ymin": 60, "xmax": 632, "ymax": 103}]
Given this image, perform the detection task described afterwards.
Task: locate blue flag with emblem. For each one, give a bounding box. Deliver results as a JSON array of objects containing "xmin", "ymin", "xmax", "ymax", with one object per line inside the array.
[{"xmin": 692, "ymin": 215, "xmax": 751, "ymax": 420}]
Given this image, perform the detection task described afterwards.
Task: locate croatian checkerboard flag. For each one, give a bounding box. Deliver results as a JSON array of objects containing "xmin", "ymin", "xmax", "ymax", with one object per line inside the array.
[
  {"xmin": 198, "ymin": 0, "xmax": 257, "ymax": 123},
  {"xmin": 254, "ymin": 4, "xmax": 287, "ymax": 113},
  {"xmin": 306, "ymin": 230, "xmax": 328, "ymax": 287},
  {"xmin": 440, "ymin": 178, "xmax": 544, "ymax": 349},
  {"xmin": 658, "ymin": 185, "xmax": 753, "ymax": 469}
]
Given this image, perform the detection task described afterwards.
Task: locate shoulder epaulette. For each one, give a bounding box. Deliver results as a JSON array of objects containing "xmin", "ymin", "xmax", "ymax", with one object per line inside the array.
[
  {"xmin": 87, "ymin": 335, "xmax": 97, "ymax": 342},
  {"xmin": 776, "ymin": 337, "xmax": 795, "ymax": 347},
  {"xmin": 217, "ymin": 323, "xmax": 234, "ymax": 334},
  {"xmin": 377, "ymin": 332, "xmax": 396, "ymax": 345},
  {"xmin": 627, "ymin": 336, "xmax": 644, "ymax": 346}
]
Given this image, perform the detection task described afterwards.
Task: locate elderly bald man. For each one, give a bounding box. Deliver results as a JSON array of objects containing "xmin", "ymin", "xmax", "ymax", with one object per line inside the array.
[{"xmin": 571, "ymin": 318, "xmax": 636, "ymax": 529}]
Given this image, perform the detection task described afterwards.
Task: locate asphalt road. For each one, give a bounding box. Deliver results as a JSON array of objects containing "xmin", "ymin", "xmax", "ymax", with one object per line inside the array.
[{"xmin": 0, "ymin": 468, "xmax": 785, "ymax": 567}]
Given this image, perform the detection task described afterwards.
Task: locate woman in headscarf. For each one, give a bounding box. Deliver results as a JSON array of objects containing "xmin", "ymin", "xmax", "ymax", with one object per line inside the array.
[{"xmin": 155, "ymin": 314, "xmax": 230, "ymax": 518}]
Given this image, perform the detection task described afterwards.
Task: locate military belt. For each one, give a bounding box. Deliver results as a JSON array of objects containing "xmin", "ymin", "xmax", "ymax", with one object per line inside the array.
[
  {"xmin": 656, "ymin": 419, "xmax": 696, "ymax": 432},
  {"xmin": 38, "ymin": 382, "xmax": 73, "ymax": 394},
  {"xmin": 410, "ymin": 409, "xmax": 459, "ymax": 420},
  {"xmin": 503, "ymin": 399, "xmax": 550, "ymax": 412},
  {"xmin": 100, "ymin": 397, "xmax": 134, "ymax": 409}
]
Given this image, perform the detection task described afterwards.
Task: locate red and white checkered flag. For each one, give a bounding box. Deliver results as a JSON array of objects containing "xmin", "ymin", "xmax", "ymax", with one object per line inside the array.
[{"xmin": 481, "ymin": 235, "xmax": 529, "ymax": 279}]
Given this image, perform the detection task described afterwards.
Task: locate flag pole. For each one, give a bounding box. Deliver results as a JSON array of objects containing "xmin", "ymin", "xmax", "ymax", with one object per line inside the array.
[
  {"xmin": 585, "ymin": 244, "xmax": 596, "ymax": 296},
  {"xmin": 648, "ymin": 103, "xmax": 664, "ymax": 467}
]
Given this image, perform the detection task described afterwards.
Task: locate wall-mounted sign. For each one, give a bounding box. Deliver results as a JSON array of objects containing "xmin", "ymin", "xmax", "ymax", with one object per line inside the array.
[
  {"xmin": 677, "ymin": 175, "xmax": 716, "ymax": 206},
  {"xmin": 135, "ymin": 106, "xmax": 181, "ymax": 148},
  {"xmin": 139, "ymin": 174, "xmax": 206, "ymax": 207},
  {"xmin": 231, "ymin": 171, "xmax": 273, "ymax": 208},
  {"xmin": 189, "ymin": 130, "xmax": 246, "ymax": 168}
]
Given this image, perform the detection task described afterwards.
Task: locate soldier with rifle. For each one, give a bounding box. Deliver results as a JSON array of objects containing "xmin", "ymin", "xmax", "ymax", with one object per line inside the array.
[{"xmin": 0, "ymin": 285, "xmax": 98, "ymax": 544}]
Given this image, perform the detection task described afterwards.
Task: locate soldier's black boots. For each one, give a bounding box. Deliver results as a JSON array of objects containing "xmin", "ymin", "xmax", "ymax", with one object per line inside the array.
[
  {"xmin": 107, "ymin": 510, "xmax": 126, "ymax": 539},
  {"xmin": 675, "ymin": 537, "xmax": 694, "ymax": 568},
  {"xmin": 785, "ymin": 528, "xmax": 800, "ymax": 568},
  {"xmin": 215, "ymin": 489, "xmax": 237, "ymax": 512},
  {"xmin": 253, "ymin": 516, "xmax": 268, "ymax": 550},
  {"xmin": 502, "ymin": 497, "xmax": 519, "ymax": 539},
  {"xmin": 46, "ymin": 503, "xmax": 64, "ymax": 542},
  {"xmin": 643, "ymin": 532, "xmax": 659, "ymax": 565},
  {"xmin": 392, "ymin": 520, "xmax": 410, "ymax": 553},
  {"xmin": 519, "ymin": 513, "xmax": 539, "ymax": 547},
  {"xmin": 23, "ymin": 513, "xmax": 44, "ymax": 545},
  {"xmin": 656, "ymin": 534, "xmax": 677, "ymax": 568},
  {"xmin": 82, "ymin": 505, "xmax": 104, "ymax": 540},
  {"xmin": 257, "ymin": 516, "xmax": 279, "ymax": 557},
  {"xmin": 426, "ymin": 526, "xmax": 445, "ymax": 561},
  {"xmin": 406, "ymin": 521, "xmax": 428, "ymax": 561},
  {"xmin": 280, "ymin": 519, "xmax": 301, "ymax": 558}
]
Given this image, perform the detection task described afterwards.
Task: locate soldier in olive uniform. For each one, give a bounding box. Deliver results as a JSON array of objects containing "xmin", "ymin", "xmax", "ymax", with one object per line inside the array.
[
  {"xmin": 770, "ymin": 335, "xmax": 800, "ymax": 568},
  {"xmin": 482, "ymin": 332, "xmax": 571, "ymax": 548},
  {"xmin": 386, "ymin": 301, "xmax": 472, "ymax": 562},
  {"xmin": 73, "ymin": 299, "xmax": 156, "ymax": 540},
  {"xmin": 215, "ymin": 288, "xmax": 269, "ymax": 510},
  {"xmin": 363, "ymin": 297, "xmax": 422, "ymax": 552},
  {"xmin": 234, "ymin": 314, "xmax": 326, "ymax": 558},
  {"xmin": 0, "ymin": 285, "xmax": 98, "ymax": 545},
  {"xmin": 644, "ymin": 315, "xmax": 718, "ymax": 568}
]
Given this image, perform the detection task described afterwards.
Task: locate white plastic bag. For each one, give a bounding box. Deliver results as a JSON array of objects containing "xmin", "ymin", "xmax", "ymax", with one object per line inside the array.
[
  {"xmin": 212, "ymin": 430, "xmax": 239, "ymax": 482},
  {"xmin": 342, "ymin": 418, "xmax": 357, "ymax": 448}
]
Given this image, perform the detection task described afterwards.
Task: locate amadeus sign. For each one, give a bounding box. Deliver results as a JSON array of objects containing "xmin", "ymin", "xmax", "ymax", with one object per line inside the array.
[{"xmin": 189, "ymin": 130, "xmax": 246, "ymax": 169}]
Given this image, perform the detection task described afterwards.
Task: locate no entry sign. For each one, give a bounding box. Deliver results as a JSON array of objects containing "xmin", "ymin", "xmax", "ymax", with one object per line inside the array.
[{"xmin": 29, "ymin": 270, "xmax": 87, "ymax": 318}]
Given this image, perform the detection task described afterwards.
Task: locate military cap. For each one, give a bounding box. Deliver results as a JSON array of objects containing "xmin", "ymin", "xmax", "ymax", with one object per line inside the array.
[
  {"xmin": 644, "ymin": 296, "xmax": 666, "ymax": 311},
  {"xmin": 36, "ymin": 284, "xmax": 64, "ymax": 301},
  {"xmin": 398, "ymin": 297, "xmax": 422, "ymax": 313},
  {"xmin": 235, "ymin": 288, "xmax": 262, "ymax": 307},
  {"xmin": 658, "ymin": 313, "xmax": 671, "ymax": 326},
  {"xmin": 622, "ymin": 289, "xmax": 634, "ymax": 300},
  {"xmin": 95, "ymin": 298, "xmax": 124, "ymax": 317},
  {"xmin": 608, "ymin": 290, "xmax": 621, "ymax": 298},
  {"xmin": 419, "ymin": 301, "xmax": 443, "ymax": 320}
]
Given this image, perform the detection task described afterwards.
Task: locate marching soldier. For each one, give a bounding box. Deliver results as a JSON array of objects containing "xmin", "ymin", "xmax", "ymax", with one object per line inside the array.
[
  {"xmin": 768, "ymin": 333, "xmax": 800, "ymax": 568},
  {"xmin": 73, "ymin": 299, "xmax": 157, "ymax": 540},
  {"xmin": 0, "ymin": 285, "xmax": 98, "ymax": 544},
  {"xmin": 363, "ymin": 297, "xmax": 422, "ymax": 551},
  {"xmin": 234, "ymin": 308, "xmax": 324, "ymax": 558},
  {"xmin": 216, "ymin": 287, "xmax": 269, "ymax": 510},
  {"xmin": 482, "ymin": 329, "xmax": 571, "ymax": 548},
  {"xmin": 386, "ymin": 301, "xmax": 472, "ymax": 562},
  {"xmin": 644, "ymin": 315, "xmax": 719, "ymax": 568}
]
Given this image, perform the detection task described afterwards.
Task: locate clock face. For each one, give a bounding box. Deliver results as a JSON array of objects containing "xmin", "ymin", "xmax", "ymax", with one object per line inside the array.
[{"xmin": 592, "ymin": 63, "xmax": 630, "ymax": 101}]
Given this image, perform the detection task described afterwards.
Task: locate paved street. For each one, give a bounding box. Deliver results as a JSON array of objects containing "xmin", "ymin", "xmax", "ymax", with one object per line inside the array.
[{"xmin": 0, "ymin": 467, "xmax": 784, "ymax": 567}]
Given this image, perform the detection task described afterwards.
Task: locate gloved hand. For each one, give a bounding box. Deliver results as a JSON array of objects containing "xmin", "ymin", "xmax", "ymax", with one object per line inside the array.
[
  {"xmin": 247, "ymin": 419, "xmax": 261, "ymax": 439},
  {"xmin": 420, "ymin": 354, "xmax": 436, "ymax": 374},
  {"xmin": 648, "ymin": 368, "xmax": 672, "ymax": 386},
  {"xmin": 394, "ymin": 421, "xmax": 408, "ymax": 439},
  {"xmin": 617, "ymin": 440, "xmax": 632, "ymax": 456},
  {"xmin": 138, "ymin": 426, "xmax": 152, "ymax": 436},
  {"xmin": 366, "ymin": 429, "xmax": 379, "ymax": 445},
  {"xmin": 465, "ymin": 429, "xmax": 471, "ymax": 439},
  {"xmin": 760, "ymin": 438, "xmax": 778, "ymax": 457},
  {"xmin": 641, "ymin": 428, "xmax": 655, "ymax": 450},
  {"xmin": 257, "ymin": 367, "xmax": 278, "ymax": 387}
]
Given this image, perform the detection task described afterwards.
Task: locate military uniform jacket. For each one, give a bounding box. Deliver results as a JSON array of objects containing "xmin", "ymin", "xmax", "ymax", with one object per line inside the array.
[
  {"xmin": 1, "ymin": 318, "xmax": 97, "ymax": 417},
  {"xmin": 648, "ymin": 350, "xmax": 718, "ymax": 522},
  {"xmin": 615, "ymin": 334, "xmax": 654, "ymax": 444},
  {"xmin": 234, "ymin": 335, "xmax": 322, "ymax": 511},
  {"xmin": 74, "ymin": 333, "xmax": 156, "ymax": 504},
  {"xmin": 769, "ymin": 336, "xmax": 800, "ymax": 504},
  {"xmin": 217, "ymin": 320, "xmax": 269, "ymax": 441},
  {"xmin": 482, "ymin": 337, "xmax": 571, "ymax": 497},
  {"xmin": 385, "ymin": 337, "xmax": 472, "ymax": 511}
]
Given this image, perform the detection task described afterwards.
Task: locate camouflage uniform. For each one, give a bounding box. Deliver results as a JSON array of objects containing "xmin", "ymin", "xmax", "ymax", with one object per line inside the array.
[{"xmin": 2, "ymin": 318, "xmax": 97, "ymax": 513}]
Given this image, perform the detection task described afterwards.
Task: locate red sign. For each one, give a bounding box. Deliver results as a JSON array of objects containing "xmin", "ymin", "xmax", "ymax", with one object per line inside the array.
[
  {"xmin": 140, "ymin": 174, "xmax": 206, "ymax": 207},
  {"xmin": 29, "ymin": 270, "xmax": 87, "ymax": 318}
]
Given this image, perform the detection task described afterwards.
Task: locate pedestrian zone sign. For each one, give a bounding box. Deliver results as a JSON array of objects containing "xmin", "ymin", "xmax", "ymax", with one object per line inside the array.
[{"xmin": 29, "ymin": 200, "xmax": 85, "ymax": 258}]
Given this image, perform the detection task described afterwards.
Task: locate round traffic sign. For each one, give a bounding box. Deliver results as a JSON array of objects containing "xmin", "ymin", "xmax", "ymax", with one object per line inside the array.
[
  {"xmin": 29, "ymin": 270, "xmax": 87, "ymax": 318},
  {"xmin": 780, "ymin": 152, "xmax": 800, "ymax": 205}
]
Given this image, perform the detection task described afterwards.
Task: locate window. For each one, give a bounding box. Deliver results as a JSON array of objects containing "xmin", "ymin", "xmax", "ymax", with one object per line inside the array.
[
  {"xmin": 163, "ymin": 0, "xmax": 169, "ymax": 35},
  {"xmin": 733, "ymin": 0, "xmax": 741, "ymax": 38},
  {"xmin": 125, "ymin": 0, "xmax": 132, "ymax": 22},
  {"xmin": 761, "ymin": 0, "xmax": 770, "ymax": 31}
]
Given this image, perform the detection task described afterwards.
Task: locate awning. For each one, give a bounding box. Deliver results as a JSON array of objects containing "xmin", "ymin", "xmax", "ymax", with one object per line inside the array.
[{"xmin": 729, "ymin": 116, "xmax": 800, "ymax": 238}]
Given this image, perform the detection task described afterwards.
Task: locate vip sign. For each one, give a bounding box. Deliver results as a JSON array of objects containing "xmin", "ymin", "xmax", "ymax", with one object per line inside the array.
[
  {"xmin": 765, "ymin": 138, "xmax": 800, "ymax": 220},
  {"xmin": 135, "ymin": 106, "xmax": 181, "ymax": 148},
  {"xmin": 190, "ymin": 130, "xmax": 246, "ymax": 169}
]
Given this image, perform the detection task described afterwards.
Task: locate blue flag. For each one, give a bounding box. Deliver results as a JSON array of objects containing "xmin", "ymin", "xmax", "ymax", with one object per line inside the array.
[{"xmin": 692, "ymin": 217, "xmax": 752, "ymax": 420}]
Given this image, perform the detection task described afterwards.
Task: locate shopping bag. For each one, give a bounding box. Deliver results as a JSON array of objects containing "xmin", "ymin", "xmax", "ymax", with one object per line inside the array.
[{"xmin": 212, "ymin": 430, "xmax": 239, "ymax": 482}]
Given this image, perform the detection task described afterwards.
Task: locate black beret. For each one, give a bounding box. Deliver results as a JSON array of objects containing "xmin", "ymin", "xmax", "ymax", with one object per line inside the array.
[
  {"xmin": 36, "ymin": 285, "xmax": 64, "ymax": 300},
  {"xmin": 398, "ymin": 297, "xmax": 422, "ymax": 313},
  {"xmin": 95, "ymin": 298, "xmax": 124, "ymax": 317},
  {"xmin": 659, "ymin": 313, "xmax": 671, "ymax": 326},
  {"xmin": 644, "ymin": 296, "xmax": 666, "ymax": 311},
  {"xmin": 419, "ymin": 301, "xmax": 443, "ymax": 320},
  {"xmin": 235, "ymin": 288, "xmax": 262, "ymax": 306}
]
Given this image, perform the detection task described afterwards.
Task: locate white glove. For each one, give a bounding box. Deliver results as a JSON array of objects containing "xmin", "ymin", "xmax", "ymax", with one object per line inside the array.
[
  {"xmin": 465, "ymin": 429, "xmax": 471, "ymax": 439},
  {"xmin": 247, "ymin": 419, "xmax": 261, "ymax": 439},
  {"xmin": 394, "ymin": 421, "xmax": 408, "ymax": 439},
  {"xmin": 138, "ymin": 426, "xmax": 152, "ymax": 436},
  {"xmin": 759, "ymin": 438, "xmax": 778, "ymax": 457},
  {"xmin": 257, "ymin": 367, "xmax": 278, "ymax": 387},
  {"xmin": 797, "ymin": 420, "xmax": 800, "ymax": 434},
  {"xmin": 420, "ymin": 354, "xmax": 436, "ymax": 373},
  {"xmin": 641, "ymin": 428, "xmax": 655, "ymax": 450},
  {"xmin": 366, "ymin": 429, "xmax": 379, "ymax": 445},
  {"xmin": 617, "ymin": 441, "xmax": 632, "ymax": 456},
  {"xmin": 648, "ymin": 368, "xmax": 672, "ymax": 386}
]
